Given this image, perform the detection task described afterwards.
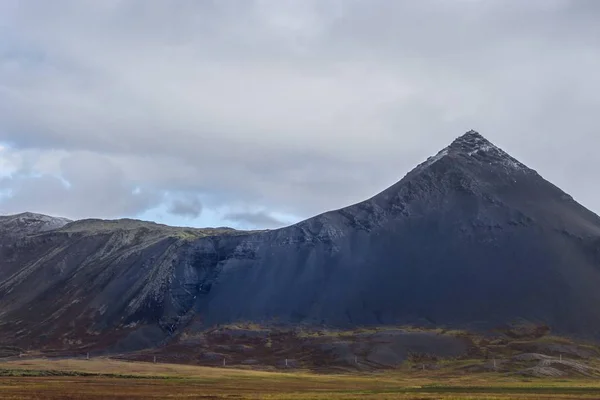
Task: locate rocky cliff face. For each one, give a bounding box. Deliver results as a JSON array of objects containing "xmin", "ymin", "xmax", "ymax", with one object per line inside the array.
[
  {"xmin": 2, "ymin": 131, "xmax": 600, "ymax": 352},
  {"xmin": 0, "ymin": 218, "xmax": 249, "ymax": 351}
]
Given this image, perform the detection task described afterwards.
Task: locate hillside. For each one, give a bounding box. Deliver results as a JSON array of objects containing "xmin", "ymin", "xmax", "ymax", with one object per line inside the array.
[{"xmin": 2, "ymin": 130, "xmax": 600, "ymax": 354}]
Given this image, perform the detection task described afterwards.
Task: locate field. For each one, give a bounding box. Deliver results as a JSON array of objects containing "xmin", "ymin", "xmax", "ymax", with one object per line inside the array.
[{"xmin": 2, "ymin": 358, "xmax": 600, "ymax": 399}]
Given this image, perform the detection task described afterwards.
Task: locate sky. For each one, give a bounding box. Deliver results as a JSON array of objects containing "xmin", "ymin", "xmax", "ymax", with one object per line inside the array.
[{"xmin": 1, "ymin": 0, "xmax": 599, "ymax": 230}]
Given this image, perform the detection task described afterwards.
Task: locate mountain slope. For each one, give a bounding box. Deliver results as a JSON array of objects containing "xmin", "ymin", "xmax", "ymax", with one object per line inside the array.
[
  {"xmin": 196, "ymin": 131, "xmax": 600, "ymax": 335},
  {"xmin": 2, "ymin": 131, "xmax": 600, "ymax": 352}
]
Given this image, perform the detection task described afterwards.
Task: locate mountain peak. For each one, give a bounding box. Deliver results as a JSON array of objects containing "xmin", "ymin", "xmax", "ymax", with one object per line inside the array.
[
  {"xmin": 0, "ymin": 212, "xmax": 72, "ymax": 238},
  {"xmin": 459, "ymin": 129, "xmax": 485, "ymax": 139},
  {"xmin": 444, "ymin": 130, "xmax": 528, "ymax": 172},
  {"xmin": 414, "ymin": 130, "xmax": 528, "ymax": 176},
  {"xmin": 449, "ymin": 130, "xmax": 493, "ymax": 154}
]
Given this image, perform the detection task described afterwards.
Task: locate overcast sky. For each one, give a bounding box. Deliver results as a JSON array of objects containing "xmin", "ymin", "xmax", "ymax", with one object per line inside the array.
[{"xmin": 1, "ymin": 0, "xmax": 599, "ymax": 229}]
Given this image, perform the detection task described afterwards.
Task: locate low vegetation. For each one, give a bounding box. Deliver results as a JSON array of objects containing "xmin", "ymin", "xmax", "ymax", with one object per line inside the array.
[
  {"xmin": 2, "ymin": 358, "xmax": 600, "ymax": 399},
  {"xmin": 3, "ymin": 325, "xmax": 600, "ymax": 398}
]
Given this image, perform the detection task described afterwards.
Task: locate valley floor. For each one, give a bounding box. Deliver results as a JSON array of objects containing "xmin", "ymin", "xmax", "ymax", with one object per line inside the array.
[{"xmin": 2, "ymin": 358, "xmax": 600, "ymax": 399}]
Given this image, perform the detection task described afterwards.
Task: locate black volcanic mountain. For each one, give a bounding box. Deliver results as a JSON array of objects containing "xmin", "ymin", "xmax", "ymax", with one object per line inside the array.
[{"xmin": 2, "ymin": 130, "xmax": 600, "ymax": 352}]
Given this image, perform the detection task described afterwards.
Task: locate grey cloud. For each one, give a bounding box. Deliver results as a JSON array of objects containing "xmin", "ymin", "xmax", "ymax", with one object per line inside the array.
[
  {"xmin": 1, "ymin": 0, "xmax": 600, "ymax": 223},
  {"xmin": 224, "ymin": 211, "xmax": 285, "ymax": 229},
  {"xmin": 0, "ymin": 151, "xmax": 159, "ymax": 219},
  {"xmin": 168, "ymin": 195, "xmax": 203, "ymax": 219}
]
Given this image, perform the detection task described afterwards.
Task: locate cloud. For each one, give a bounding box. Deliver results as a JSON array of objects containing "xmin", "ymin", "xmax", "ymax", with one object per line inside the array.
[
  {"xmin": 168, "ymin": 195, "xmax": 203, "ymax": 219},
  {"xmin": 0, "ymin": 145, "xmax": 11, "ymax": 178},
  {"xmin": 224, "ymin": 211, "xmax": 285, "ymax": 229},
  {"xmin": 1, "ymin": 1, "xmax": 600, "ymax": 224},
  {"xmin": 0, "ymin": 151, "xmax": 160, "ymax": 219}
]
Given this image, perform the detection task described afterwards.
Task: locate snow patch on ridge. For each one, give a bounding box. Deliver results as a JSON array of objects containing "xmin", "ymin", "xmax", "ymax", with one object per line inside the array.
[
  {"xmin": 414, "ymin": 148, "xmax": 450, "ymax": 172},
  {"xmin": 468, "ymin": 144, "xmax": 494, "ymax": 156},
  {"xmin": 0, "ymin": 212, "xmax": 72, "ymax": 236},
  {"xmin": 467, "ymin": 142, "xmax": 526, "ymax": 171},
  {"xmin": 453, "ymin": 131, "xmax": 527, "ymax": 172}
]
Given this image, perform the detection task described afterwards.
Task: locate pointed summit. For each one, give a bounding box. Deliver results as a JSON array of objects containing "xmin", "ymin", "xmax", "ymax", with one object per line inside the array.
[
  {"xmin": 414, "ymin": 130, "xmax": 528, "ymax": 178},
  {"xmin": 449, "ymin": 130, "xmax": 494, "ymax": 153},
  {"xmin": 446, "ymin": 130, "xmax": 528, "ymax": 172}
]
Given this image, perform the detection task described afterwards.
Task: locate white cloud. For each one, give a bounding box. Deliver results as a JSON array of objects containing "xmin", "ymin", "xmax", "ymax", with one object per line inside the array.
[{"xmin": 0, "ymin": 145, "xmax": 16, "ymax": 178}]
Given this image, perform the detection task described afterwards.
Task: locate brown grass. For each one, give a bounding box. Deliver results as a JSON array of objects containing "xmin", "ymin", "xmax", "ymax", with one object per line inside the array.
[{"xmin": 2, "ymin": 358, "xmax": 600, "ymax": 399}]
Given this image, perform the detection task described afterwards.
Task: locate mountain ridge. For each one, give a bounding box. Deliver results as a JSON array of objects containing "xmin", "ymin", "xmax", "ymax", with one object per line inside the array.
[{"xmin": 2, "ymin": 130, "xmax": 600, "ymax": 354}]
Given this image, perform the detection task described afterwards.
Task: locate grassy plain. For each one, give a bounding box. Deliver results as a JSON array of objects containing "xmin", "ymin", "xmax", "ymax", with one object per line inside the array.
[{"xmin": 2, "ymin": 358, "xmax": 600, "ymax": 399}]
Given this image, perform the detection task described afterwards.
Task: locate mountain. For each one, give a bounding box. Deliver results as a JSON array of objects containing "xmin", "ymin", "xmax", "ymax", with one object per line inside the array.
[
  {"xmin": 2, "ymin": 130, "xmax": 600, "ymax": 354},
  {"xmin": 0, "ymin": 212, "xmax": 72, "ymax": 240}
]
